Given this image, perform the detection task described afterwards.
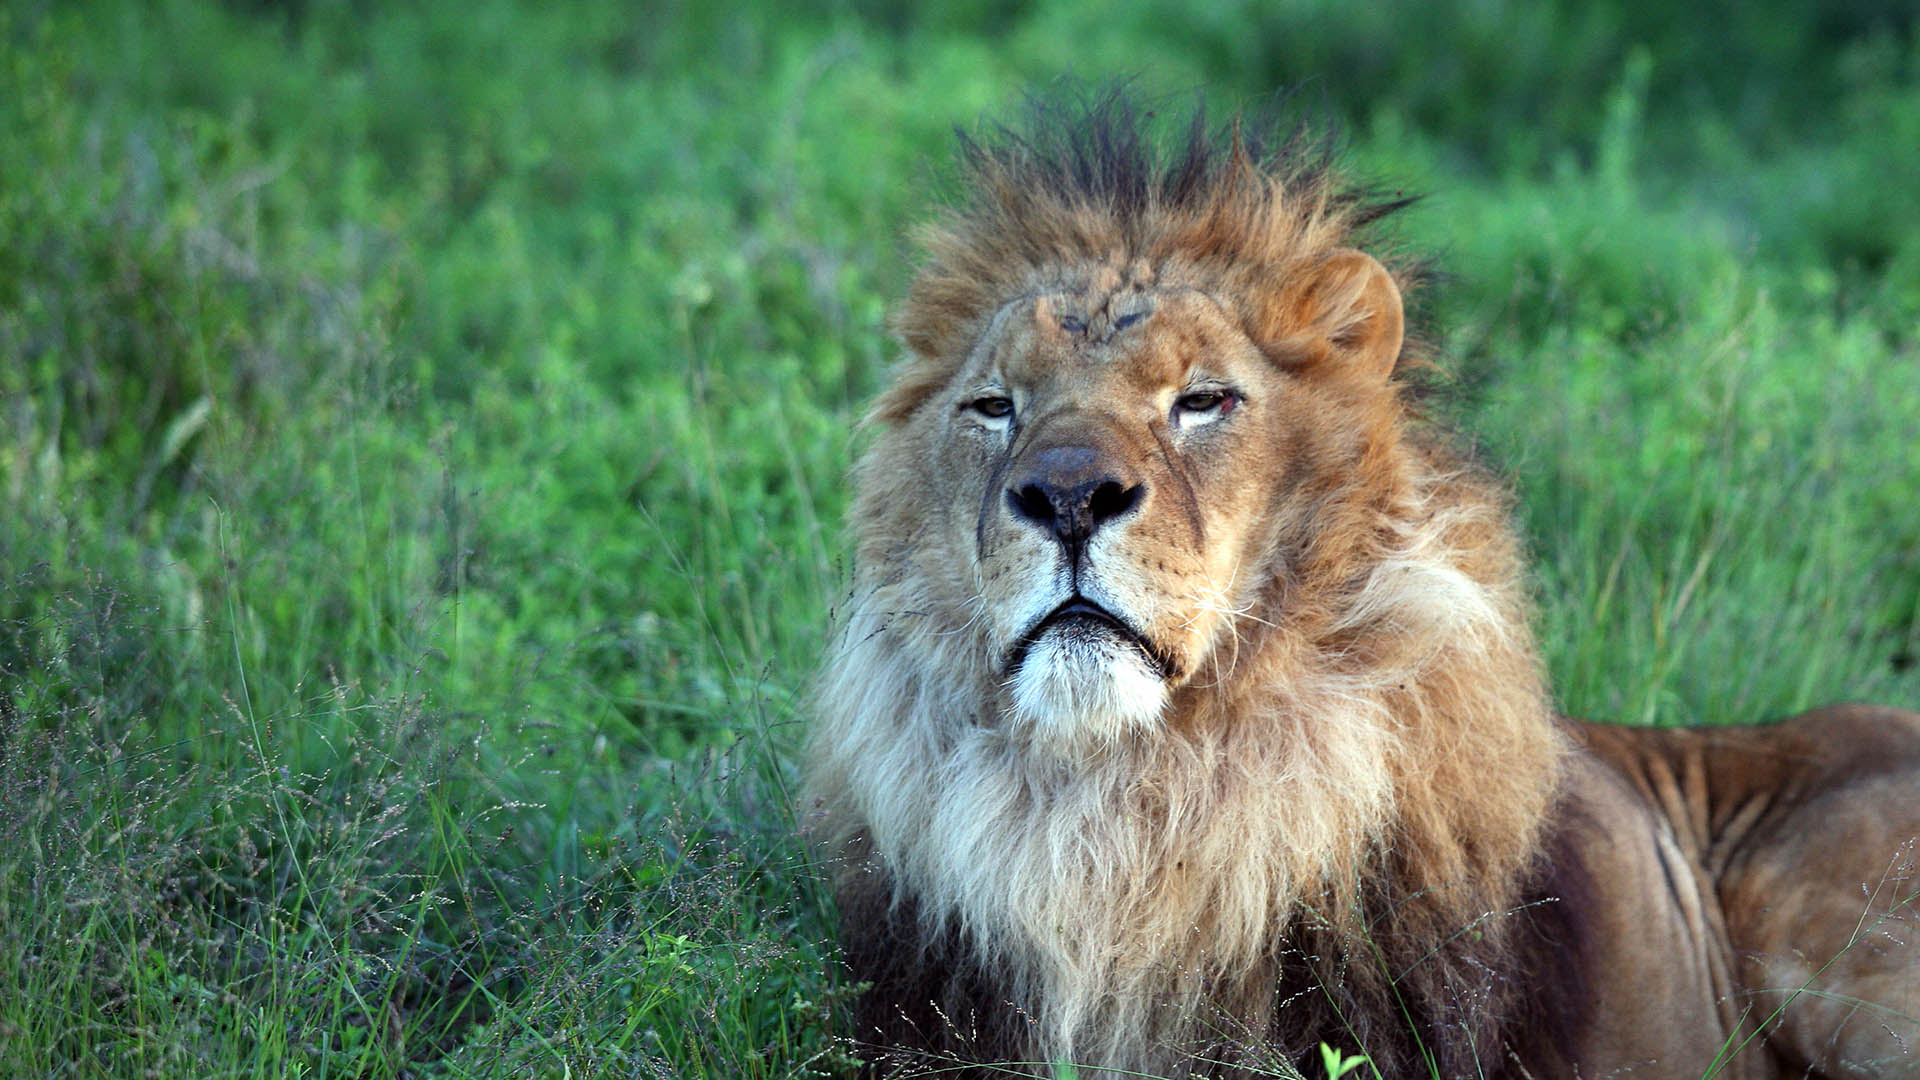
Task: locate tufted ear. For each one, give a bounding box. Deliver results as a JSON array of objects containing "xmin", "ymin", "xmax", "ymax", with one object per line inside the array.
[{"xmin": 1257, "ymin": 249, "xmax": 1405, "ymax": 383}]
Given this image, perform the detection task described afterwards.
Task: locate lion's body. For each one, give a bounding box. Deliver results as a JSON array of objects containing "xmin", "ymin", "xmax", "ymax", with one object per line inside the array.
[
  {"xmin": 1563, "ymin": 707, "xmax": 1920, "ymax": 1079},
  {"xmin": 804, "ymin": 96, "xmax": 1920, "ymax": 1078}
]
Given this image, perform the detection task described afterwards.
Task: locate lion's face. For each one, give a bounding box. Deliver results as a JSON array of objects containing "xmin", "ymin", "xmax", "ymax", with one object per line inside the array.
[{"xmin": 909, "ymin": 258, "xmax": 1402, "ymax": 748}]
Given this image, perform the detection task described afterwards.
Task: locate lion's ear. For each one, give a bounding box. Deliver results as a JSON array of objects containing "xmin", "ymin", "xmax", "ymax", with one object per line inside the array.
[{"xmin": 1257, "ymin": 249, "xmax": 1405, "ymax": 383}]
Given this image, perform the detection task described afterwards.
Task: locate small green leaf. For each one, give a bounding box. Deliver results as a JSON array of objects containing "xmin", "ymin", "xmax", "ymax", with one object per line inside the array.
[{"xmin": 1320, "ymin": 1042, "xmax": 1370, "ymax": 1080}]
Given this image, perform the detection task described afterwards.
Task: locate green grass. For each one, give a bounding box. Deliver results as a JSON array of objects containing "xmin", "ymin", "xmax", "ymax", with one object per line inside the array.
[{"xmin": 2, "ymin": 1, "xmax": 1916, "ymax": 1075}]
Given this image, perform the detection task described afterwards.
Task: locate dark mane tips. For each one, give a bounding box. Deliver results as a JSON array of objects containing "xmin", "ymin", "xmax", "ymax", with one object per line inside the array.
[{"xmin": 957, "ymin": 88, "xmax": 1298, "ymax": 218}]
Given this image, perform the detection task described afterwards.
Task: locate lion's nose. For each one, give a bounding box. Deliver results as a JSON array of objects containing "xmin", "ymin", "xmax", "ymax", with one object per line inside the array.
[{"xmin": 1007, "ymin": 447, "xmax": 1144, "ymax": 547}]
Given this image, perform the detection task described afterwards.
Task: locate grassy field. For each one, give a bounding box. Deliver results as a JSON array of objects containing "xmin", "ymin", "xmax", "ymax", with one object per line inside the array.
[{"xmin": 2, "ymin": 1, "xmax": 1916, "ymax": 1076}]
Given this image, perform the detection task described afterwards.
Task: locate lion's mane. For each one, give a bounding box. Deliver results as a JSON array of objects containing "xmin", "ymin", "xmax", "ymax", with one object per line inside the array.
[{"xmin": 807, "ymin": 94, "xmax": 1571, "ymax": 1077}]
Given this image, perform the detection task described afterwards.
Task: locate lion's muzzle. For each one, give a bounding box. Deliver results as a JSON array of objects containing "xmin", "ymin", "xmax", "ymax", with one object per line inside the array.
[
  {"xmin": 1008, "ymin": 597, "xmax": 1174, "ymax": 682},
  {"xmin": 1005, "ymin": 595, "xmax": 1171, "ymax": 749},
  {"xmin": 1004, "ymin": 443, "xmax": 1145, "ymax": 559}
]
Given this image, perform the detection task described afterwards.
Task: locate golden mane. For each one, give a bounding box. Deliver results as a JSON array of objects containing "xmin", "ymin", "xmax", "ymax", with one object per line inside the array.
[{"xmin": 808, "ymin": 94, "xmax": 1568, "ymax": 1077}]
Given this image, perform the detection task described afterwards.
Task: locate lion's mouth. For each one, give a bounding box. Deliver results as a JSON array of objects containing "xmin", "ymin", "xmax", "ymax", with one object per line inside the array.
[{"xmin": 1007, "ymin": 597, "xmax": 1177, "ymax": 681}]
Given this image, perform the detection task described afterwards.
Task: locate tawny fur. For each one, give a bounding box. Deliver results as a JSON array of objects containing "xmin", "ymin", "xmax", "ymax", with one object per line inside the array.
[{"xmin": 802, "ymin": 93, "xmax": 1920, "ymax": 1080}]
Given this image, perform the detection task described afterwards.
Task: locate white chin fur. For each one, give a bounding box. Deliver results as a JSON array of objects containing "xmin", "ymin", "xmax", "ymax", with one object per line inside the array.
[{"xmin": 1008, "ymin": 631, "xmax": 1167, "ymax": 750}]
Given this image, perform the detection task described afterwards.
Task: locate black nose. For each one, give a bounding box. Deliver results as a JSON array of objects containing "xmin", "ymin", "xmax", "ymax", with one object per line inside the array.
[{"xmin": 1007, "ymin": 448, "xmax": 1144, "ymax": 547}]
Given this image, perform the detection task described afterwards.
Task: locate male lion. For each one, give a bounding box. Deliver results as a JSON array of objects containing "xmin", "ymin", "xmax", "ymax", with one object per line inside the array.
[{"xmin": 804, "ymin": 97, "xmax": 1920, "ymax": 1078}]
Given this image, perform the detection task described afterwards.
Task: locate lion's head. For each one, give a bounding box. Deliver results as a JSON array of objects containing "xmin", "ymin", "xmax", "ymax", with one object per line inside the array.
[
  {"xmin": 882, "ymin": 247, "xmax": 1411, "ymax": 757},
  {"xmin": 808, "ymin": 96, "xmax": 1567, "ymax": 1075}
]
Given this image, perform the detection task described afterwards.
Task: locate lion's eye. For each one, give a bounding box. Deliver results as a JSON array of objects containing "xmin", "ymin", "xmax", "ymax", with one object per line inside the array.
[
  {"xmin": 1173, "ymin": 390, "xmax": 1238, "ymax": 427},
  {"xmin": 968, "ymin": 396, "xmax": 1015, "ymax": 420}
]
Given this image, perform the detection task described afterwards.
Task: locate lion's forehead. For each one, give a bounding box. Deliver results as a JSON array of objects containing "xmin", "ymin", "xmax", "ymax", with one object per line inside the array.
[{"xmin": 979, "ymin": 287, "xmax": 1257, "ymax": 395}]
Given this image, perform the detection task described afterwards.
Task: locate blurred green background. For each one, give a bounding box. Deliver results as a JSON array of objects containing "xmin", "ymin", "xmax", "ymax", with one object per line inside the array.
[{"xmin": 1, "ymin": 1, "xmax": 1916, "ymax": 1075}]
